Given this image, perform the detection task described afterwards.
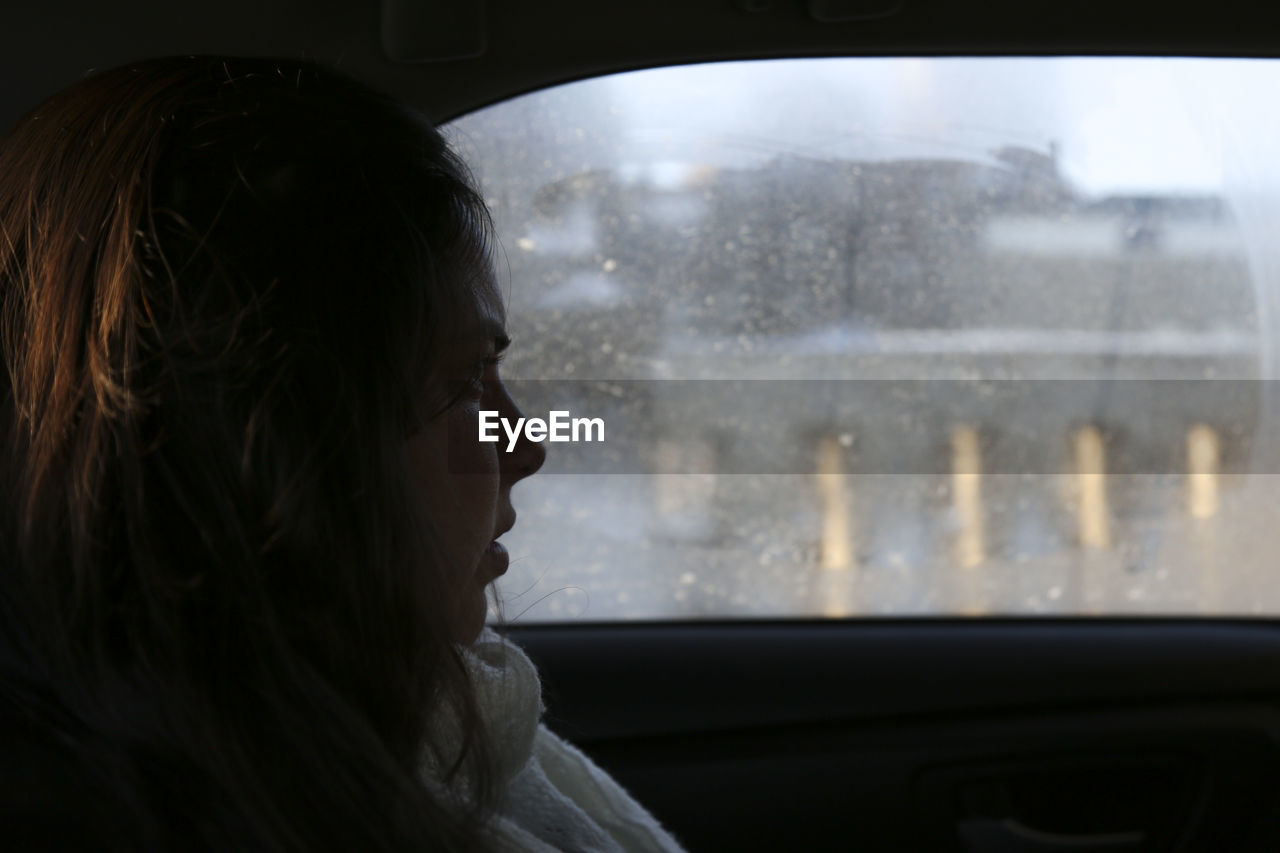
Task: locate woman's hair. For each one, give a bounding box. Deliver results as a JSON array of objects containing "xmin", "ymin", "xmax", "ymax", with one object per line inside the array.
[{"xmin": 0, "ymin": 56, "xmax": 498, "ymax": 849}]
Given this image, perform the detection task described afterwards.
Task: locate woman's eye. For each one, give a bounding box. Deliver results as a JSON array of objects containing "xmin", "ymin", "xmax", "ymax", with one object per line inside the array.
[{"xmin": 469, "ymin": 355, "xmax": 504, "ymax": 394}]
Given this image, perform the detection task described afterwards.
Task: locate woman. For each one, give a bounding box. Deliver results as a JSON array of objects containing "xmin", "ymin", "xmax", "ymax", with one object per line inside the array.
[{"xmin": 0, "ymin": 56, "xmax": 684, "ymax": 851}]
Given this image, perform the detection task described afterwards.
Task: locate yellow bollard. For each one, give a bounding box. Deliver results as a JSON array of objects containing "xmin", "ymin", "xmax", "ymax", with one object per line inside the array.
[
  {"xmin": 951, "ymin": 425, "xmax": 985, "ymax": 569},
  {"xmin": 815, "ymin": 434, "xmax": 856, "ymax": 617},
  {"xmin": 1074, "ymin": 425, "xmax": 1111, "ymax": 549},
  {"xmin": 1187, "ymin": 424, "xmax": 1220, "ymax": 520}
]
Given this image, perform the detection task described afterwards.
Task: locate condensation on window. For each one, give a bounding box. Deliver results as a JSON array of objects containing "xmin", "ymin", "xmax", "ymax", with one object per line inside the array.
[{"xmin": 446, "ymin": 58, "xmax": 1280, "ymax": 622}]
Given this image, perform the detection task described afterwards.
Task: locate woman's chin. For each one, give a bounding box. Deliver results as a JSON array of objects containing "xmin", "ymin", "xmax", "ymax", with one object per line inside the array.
[{"xmin": 454, "ymin": 589, "xmax": 489, "ymax": 644}]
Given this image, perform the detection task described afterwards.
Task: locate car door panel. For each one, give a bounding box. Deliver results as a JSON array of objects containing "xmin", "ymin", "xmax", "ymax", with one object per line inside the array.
[{"xmin": 507, "ymin": 621, "xmax": 1280, "ymax": 851}]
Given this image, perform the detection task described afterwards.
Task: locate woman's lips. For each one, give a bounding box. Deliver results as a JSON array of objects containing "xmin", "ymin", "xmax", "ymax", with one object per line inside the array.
[{"xmin": 482, "ymin": 539, "xmax": 509, "ymax": 579}]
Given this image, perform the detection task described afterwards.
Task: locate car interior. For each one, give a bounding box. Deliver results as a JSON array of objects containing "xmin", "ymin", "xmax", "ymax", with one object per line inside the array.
[{"xmin": 6, "ymin": 2, "xmax": 1280, "ymax": 850}]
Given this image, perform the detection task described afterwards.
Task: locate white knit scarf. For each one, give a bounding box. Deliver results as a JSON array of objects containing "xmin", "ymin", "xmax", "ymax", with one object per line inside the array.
[{"xmin": 422, "ymin": 629, "xmax": 687, "ymax": 853}]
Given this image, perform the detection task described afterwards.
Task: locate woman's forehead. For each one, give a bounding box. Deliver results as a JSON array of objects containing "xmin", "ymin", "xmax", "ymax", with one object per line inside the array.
[
  {"xmin": 446, "ymin": 264, "xmax": 506, "ymax": 345},
  {"xmin": 469, "ymin": 264, "xmax": 505, "ymax": 325}
]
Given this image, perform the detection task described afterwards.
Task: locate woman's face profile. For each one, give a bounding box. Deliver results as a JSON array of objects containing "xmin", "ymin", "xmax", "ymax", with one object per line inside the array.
[{"xmin": 406, "ymin": 266, "xmax": 545, "ymax": 642}]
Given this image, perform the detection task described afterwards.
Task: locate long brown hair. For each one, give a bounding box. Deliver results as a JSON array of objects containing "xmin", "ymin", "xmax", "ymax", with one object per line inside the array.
[{"xmin": 0, "ymin": 56, "xmax": 497, "ymax": 849}]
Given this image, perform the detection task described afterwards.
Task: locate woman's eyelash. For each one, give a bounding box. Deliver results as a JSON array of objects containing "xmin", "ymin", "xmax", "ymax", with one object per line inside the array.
[
  {"xmin": 476, "ymin": 352, "xmax": 506, "ymax": 375},
  {"xmin": 466, "ymin": 353, "xmax": 506, "ymax": 392}
]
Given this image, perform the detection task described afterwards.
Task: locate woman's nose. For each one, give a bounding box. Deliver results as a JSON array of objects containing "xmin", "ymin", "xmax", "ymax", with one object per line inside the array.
[{"xmin": 498, "ymin": 388, "xmax": 546, "ymax": 482}]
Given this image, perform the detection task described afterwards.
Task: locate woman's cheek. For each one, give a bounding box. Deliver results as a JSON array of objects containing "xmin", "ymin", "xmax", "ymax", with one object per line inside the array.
[{"xmin": 444, "ymin": 403, "xmax": 500, "ymax": 478}]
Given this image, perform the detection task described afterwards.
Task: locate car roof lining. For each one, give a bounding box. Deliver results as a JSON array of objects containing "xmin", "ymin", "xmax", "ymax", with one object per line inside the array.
[{"xmin": 3, "ymin": 0, "xmax": 1279, "ymax": 129}]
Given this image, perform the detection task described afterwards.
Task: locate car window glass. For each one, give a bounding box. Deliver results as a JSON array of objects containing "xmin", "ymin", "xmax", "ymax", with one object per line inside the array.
[{"xmin": 445, "ymin": 58, "xmax": 1280, "ymax": 621}]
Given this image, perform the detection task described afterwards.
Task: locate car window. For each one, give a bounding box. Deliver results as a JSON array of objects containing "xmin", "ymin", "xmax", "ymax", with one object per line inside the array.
[{"xmin": 445, "ymin": 57, "xmax": 1280, "ymax": 622}]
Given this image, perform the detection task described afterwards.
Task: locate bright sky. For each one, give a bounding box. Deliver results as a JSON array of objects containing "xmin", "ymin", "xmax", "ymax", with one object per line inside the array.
[{"xmin": 593, "ymin": 57, "xmax": 1280, "ymax": 197}]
